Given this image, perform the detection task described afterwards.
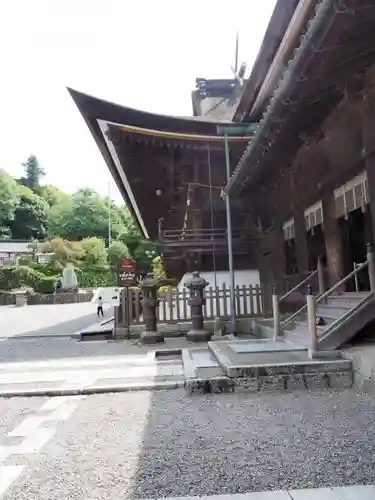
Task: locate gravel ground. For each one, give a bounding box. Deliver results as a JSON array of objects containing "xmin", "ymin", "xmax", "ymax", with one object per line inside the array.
[
  {"xmin": 0, "ymin": 397, "xmax": 46, "ymax": 441},
  {"xmin": 3, "ymin": 388, "xmax": 375, "ymax": 499}
]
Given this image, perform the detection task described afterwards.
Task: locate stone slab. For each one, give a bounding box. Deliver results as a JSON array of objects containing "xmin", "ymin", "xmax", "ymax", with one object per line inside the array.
[
  {"xmin": 209, "ymin": 341, "xmax": 352, "ymax": 379},
  {"xmin": 182, "ymin": 348, "xmax": 224, "ymax": 379},
  {"xmin": 228, "ymin": 339, "xmax": 306, "ymax": 354}
]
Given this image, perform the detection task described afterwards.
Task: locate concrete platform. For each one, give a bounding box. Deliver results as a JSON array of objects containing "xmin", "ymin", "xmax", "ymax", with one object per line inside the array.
[
  {"xmin": 228, "ymin": 339, "xmax": 306, "ymax": 354},
  {"xmin": 183, "ymin": 339, "xmax": 353, "ymax": 395},
  {"xmin": 182, "ymin": 347, "xmax": 224, "ymax": 379},
  {"xmin": 209, "ymin": 340, "xmax": 352, "ymax": 378}
]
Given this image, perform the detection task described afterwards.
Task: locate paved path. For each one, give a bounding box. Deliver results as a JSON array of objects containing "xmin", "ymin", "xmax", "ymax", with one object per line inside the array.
[
  {"xmin": 0, "ymin": 303, "xmax": 112, "ymax": 339},
  {"xmin": 0, "ymin": 351, "xmax": 184, "ymax": 396},
  {"xmin": 2, "ymin": 389, "xmax": 375, "ymax": 499}
]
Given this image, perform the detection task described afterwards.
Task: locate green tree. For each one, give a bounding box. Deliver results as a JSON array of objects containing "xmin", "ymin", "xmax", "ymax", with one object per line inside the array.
[
  {"xmin": 107, "ymin": 240, "xmax": 129, "ymax": 268},
  {"xmin": 118, "ymin": 213, "xmax": 161, "ymax": 274},
  {"xmin": 8, "ymin": 185, "xmax": 49, "ymax": 240},
  {"xmin": 80, "ymin": 237, "xmax": 107, "ymax": 265},
  {"xmin": 40, "ymin": 237, "xmax": 84, "ymax": 264},
  {"xmin": 41, "ymin": 185, "xmax": 69, "ymax": 207},
  {"xmin": 0, "ymin": 170, "xmax": 20, "ymax": 238},
  {"xmin": 19, "ymin": 155, "xmax": 45, "ymax": 193},
  {"xmin": 48, "ymin": 188, "xmax": 126, "ymax": 241}
]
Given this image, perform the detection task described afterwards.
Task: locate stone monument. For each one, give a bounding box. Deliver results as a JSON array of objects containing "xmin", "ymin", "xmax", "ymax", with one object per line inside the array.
[
  {"xmin": 184, "ymin": 271, "xmax": 210, "ymax": 342},
  {"xmin": 59, "ymin": 263, "xmax": 79, "ymax": 293}
]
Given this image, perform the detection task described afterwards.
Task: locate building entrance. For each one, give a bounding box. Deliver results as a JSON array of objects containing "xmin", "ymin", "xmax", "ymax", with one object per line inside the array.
[{"xmin": 339, "ymin": 207, "xmax": 368, "ymax": 291}]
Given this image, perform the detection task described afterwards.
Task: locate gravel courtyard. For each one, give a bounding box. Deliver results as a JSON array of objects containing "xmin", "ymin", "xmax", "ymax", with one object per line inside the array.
[{"xmin": 3, "ymin": 388, "xmax": 375, "ymax": 499}]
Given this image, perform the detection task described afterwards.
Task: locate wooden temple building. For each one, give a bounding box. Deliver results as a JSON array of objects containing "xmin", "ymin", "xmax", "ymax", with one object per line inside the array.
[
  {"xmin": 68, "ymin": 83, "xmax": 258, "ymax": 279},
  {"xmin": 70, "ymin": 0, "xmax": 375, "ymax": 300}
]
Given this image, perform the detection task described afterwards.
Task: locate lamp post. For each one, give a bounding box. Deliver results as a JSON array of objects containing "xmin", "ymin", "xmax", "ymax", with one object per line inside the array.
[{"xmin": 217, "ymin": 124, "xmax": 257, "ymax": 336}]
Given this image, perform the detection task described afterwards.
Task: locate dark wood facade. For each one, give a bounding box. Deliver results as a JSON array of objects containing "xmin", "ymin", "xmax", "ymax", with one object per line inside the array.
[
  {"xmin": 227, "ymin": 0, "xmax": 375, "ymax": 294},
  {"xmin": 69, "ymin": 0, "xmax": 375, "ymax": 289},
  {"xmin": 68, "ymin": 89, "xmax": 258, "ymax": 278}
]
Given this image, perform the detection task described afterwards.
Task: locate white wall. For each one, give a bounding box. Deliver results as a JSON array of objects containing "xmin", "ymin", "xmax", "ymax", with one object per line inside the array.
[
  {"xmin": 173, "ymin": 269, "xmax": 261, "ymax": 320},
  {"xmin": 177, "ymin": 269, "xmax": 260, "ymax": 291}
]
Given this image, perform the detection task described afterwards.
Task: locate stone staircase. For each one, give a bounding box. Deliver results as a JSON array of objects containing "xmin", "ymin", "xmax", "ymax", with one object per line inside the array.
[
  {"xmin": 281, "ymin": 290, "xmax": 375, "ymax": 350},
  {"xmin": 182, "ymin": 338, "xmax": 353, "ymax": 395}
]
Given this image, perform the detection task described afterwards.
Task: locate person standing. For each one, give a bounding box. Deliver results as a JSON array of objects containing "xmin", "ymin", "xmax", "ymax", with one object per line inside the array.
[{"xmin": 96, "ymin": 296, "xmax": 104, "ymax": 317}]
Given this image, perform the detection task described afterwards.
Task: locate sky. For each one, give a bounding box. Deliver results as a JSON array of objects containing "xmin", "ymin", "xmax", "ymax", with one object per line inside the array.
[{"xmin": 0, "ymin": 0, "xmax": 277, "ymax": 203}]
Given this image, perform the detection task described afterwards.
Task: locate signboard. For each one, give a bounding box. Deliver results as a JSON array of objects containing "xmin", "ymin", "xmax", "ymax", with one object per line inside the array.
[{"xmin": 117, "ymin": 259, "xmax": 137, "ymax": 287}]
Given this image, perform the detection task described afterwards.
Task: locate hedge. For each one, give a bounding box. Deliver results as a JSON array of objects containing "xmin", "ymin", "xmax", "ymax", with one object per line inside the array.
[
  {"xmin": 75, "ymin": 266, "xmax": 116, "ymax": 288},
  {"xmin": 0, "ymin": 264, "xmax": 115, "ymax": 293},
  {"xmin": 0, "ymin": 266, "xmax": 45, "ymax": 291},
  {"xmin": 34, "ymin": 276, "xmax": 58, "ymax": 294}
]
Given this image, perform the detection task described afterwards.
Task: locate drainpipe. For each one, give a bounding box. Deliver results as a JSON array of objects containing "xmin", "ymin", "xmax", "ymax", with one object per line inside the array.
[
  {"xmin": 250, "ymin": 0, "xmax": 315, "ymax": 119},
  {"xmin": 224, "ymin": 0, "xmax": 337, "ymax": 198}
]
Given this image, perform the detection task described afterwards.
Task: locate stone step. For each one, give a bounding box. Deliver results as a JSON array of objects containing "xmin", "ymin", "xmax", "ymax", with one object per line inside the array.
[
  {"xmin": 329, "ymin": 292, "xmax": 370, "ymax": 300},
  {"xmin": 185, "ymin": 339, "xmax": 353, "ymax": 395},
  {"xmin": 182, "ymin": 347, "xmax": 224, "ymax": 379},
  {"xmin": 316, "ymin": 305, "xmax": 353, "ymax": 317},
  {"xmin": 283, "ymin": 332, "xmax": 310, "ymax": 348}
]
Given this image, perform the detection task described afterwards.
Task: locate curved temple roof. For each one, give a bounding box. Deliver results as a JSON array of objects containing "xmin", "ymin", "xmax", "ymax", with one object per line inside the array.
[{"xmin": 68, "ymin": 89, "xmax": 254, "ymax": 239}]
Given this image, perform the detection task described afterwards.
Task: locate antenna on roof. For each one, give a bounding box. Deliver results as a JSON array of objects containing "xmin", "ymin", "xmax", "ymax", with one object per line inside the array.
[
  {"xmin": 231, "ymin": 31, "xmax": 246, "ymax": 87},
  {"xmin": 234, "ymin": 31, "xmax": 239, "ymax": 74}
]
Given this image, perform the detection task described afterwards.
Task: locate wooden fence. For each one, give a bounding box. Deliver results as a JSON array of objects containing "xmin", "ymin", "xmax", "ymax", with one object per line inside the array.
[{"xmin": 123, "ymin": 284, "xmax": 264, "ymax": 325}]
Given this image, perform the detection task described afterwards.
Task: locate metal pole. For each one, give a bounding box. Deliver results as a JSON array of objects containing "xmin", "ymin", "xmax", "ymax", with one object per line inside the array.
[
  {"xmin": 367, "ymin": 243, "xmax": 375, "ymax": 293},
  {"xmin": 224, "ymin": 134, "xmax": 236, "ymax": 335},
  {"xmin": 272, "ymin": 285, "xmax": 280, "ymax": 342},
  {"xmin": 108, "ymin": 182, "xmax": 112, "ymax": 245}
]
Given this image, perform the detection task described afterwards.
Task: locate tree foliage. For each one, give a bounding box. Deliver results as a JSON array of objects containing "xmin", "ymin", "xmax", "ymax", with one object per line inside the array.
[
  {"xmin": 107, "ymin": 240, "xmax": 129, "ymax": 268},
  {"xmin": 48, "ymin": 188, "xmax": 125, "ymax": 241},
  {"xmin": 19, "ymin": 155, "xmax": 45, "ymax": 193},
  {"xmin": 7, "ymin": 185, "xmax": 49, "ymax": 240},
  {"xmin": 0, "ymin": 156, "xmax": 165, "ymax": 278},
  {"xmin": 0, "ymin": 170, "xmax": 20, "ymax": 238}
]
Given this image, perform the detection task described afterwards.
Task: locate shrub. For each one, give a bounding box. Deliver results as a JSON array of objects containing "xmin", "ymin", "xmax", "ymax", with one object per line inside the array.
[
  {"xmin": 30, "ymin": 261, "xmax": 64, "ymax": 277},
  {"xmin": 0, "ymin": 265, "xmax": 44, "ymax": 291},
  {"xmin": 34, "ymin": 276, "xmax": 58, "ymax": 294}
]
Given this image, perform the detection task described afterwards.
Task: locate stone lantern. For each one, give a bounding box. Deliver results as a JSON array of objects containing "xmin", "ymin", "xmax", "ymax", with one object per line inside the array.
[
  {"xmin": 184, "ymin": 271, "xmax": 210, "ymax": 342},
  {"xmin": 140, "ymin": 273, "xmax": 177, "ymax": 344}
]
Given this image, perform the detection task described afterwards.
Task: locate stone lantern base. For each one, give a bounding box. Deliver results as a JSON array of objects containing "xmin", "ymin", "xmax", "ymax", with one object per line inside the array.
[
  {"xmin": 140, "ymin": 330, "xmax": 165, "ymax": 344},
  {"xmin": 186, "ymin": 329, "xmax": 212, "ymax": 343}
]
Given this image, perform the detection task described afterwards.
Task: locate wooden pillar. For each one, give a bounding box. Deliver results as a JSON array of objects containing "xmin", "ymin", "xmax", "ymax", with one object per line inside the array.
[
  {"xmin": 322, "ymin": 195, "xmax": 344, "ymax": 288},
  {"xmin": 294, "ymin": 211, "xmax": 309, "ymax": 280},
  {"xmin": 362, "ymin": 92, "xmax": 375, "ymax": 246}
]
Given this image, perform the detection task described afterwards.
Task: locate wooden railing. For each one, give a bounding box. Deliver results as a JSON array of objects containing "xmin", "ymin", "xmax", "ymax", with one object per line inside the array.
[
  {"xmin": 159, "ymin": 226, "xmax": 254, "ymax": 249},
  {"xmin": 122, "ymin": 283, "xmax": 264, "ymax": 325}
]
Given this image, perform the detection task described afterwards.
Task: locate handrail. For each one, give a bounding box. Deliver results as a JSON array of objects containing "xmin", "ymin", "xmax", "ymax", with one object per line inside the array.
[
  {"xmin": 280, "ymin": 269, "xmax": 318, "ymax": 302},
  {"xmin": 319, "ymin": 292, "xmax": 373, "ymax": 342},
  {"xmin": 282, "ymin": 260, "xmax": 369, "ymax": 328},
  {"xmin": 315, "ymin": 261, "xmax": 368, "ymax": 306}
]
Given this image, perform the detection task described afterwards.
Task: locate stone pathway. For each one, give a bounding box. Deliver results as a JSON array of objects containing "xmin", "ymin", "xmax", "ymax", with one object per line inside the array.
[
  {"xmin": 0, "ymin": 302, "xmax": 111, "ymax": 339},
  {"xmin": 137, "ymin": 488, "xmax": 375, "ymax": 499},
  {"xmin": 0, "ymin": 352, "xmax": 184, "ymax": 396}
]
